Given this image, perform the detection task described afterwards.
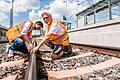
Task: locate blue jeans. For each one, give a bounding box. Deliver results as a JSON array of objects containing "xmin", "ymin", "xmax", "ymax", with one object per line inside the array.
[{"xmin": 10, "ymin": 38, "xmax": 28, "ymax": 54}]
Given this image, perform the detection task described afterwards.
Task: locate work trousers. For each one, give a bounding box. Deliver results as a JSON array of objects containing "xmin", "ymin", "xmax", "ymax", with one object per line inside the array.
[{"xmin": 10, "ymin": 38, "xmax": 28, "ymax": 54}]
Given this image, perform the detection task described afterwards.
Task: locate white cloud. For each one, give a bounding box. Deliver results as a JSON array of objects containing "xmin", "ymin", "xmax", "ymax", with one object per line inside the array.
[
  {"xmin": 0, "ymin": 0, "xmax": 101, "ymax": 28},
  {"xmin": 13, "ymin": 0, "xmax": 40, "ymax": 16},
  {"xmin": 29, "ymin": 10, "xmax": 39, "ymax": 22},
  {"xmin": 0, "ymin": 12, "xmax": 9, "ymax": 27},
  {"xmin": 5, "ymin": 0, "xmax": 12, "ymax": 2},
  {"xmin": 0, "ymin": 0, "xmax": 11, "ymax": 13},
  {"xmin": 0, "ymin": 0, "xmax": 40, "ymax": 14},
  {"xmin": 93, "ymin": 0, "xmax": 100, "ymax": 3},
  {"xmin": 0, "ymin": 0, "xmax": 40, "ymax": 16},
  {"xmin": 0, "ymin": 0, "xmax": 40, "ymax": 27},
  {"xmin": 0, "ymin": 12, "xmax": 8, "ymax": 22},
  {"xmin": 37, "ymin": 0, "xmax": 88, "ymax": 22}
]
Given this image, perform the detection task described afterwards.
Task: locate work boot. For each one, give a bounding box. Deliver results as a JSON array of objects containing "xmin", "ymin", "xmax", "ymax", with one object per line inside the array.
[
  {"xmin": 8, "ymin": 49, "xmax": 14, "ymax": 57},
  {"xmin": 63, "ymin": 45, "xmax": 73, "ymax": 57},
  {"xmin": 6, "ymin": 44, "xmax": 11, "ymax": 53}
]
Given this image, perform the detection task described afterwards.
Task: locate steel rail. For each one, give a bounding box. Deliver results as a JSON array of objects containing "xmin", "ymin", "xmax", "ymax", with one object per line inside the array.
[
  {"xmin": 27, "ymin": 53, "xmax": 38, "ymax": 80},
  {"xmin": 71, "ymin": 43, "xmax": 120, "ymax": 57},
  {"xmin": 25, "ymin": 40, "xmax": 38, "ymax": 80}
]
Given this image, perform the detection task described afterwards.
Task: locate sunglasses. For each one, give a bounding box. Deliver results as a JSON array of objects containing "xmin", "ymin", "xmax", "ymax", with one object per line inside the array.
[{"xmin": 43, "ymin": 16, "xmax": 49, "ymax": 20}]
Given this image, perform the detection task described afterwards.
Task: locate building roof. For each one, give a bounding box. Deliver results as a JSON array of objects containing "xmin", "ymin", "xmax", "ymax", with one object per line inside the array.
[
  {"xmin": 76, "ymin": 0, "xmax": 119, "ymax": 17},
  {"xmin": 0, "ymin": 24, "xmax": 8, "ymax": 31}
]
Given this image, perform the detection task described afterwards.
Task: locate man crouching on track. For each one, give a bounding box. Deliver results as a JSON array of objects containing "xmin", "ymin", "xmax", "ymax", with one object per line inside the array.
[
  {"xmin": 31, "ymin": 12, "xmax": 73, "ymax": 60},
  {"xmin": 6, "ymin": 20, "xmax": 43, "ymax": 57}
]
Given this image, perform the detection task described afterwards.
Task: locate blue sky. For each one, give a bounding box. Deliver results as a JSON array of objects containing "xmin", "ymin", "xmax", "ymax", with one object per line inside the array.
[{"xmin": 0, "ymin": 0, "xmax": 99, "ymax": 28}]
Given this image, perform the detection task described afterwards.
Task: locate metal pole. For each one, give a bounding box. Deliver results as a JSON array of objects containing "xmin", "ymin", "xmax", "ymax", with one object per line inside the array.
[
  {"xmin": 94, "ymin": 6, "xmax": 96, "ymax": 24},
  {"xmin": 76, "ymin": 0, "xmax": 79, "ymax": 28},
  {"xmin": 66, "ymin": 0, "xmax": 68, "ymax": 30},
  {"xmin": 63, "ymin": 0, "xmax": 68, "ymax": 29},
  {"xmin": 108, "ymin": 0, "xmax": 112, "ymax": 20},
  {"xmin": 10, "ymin": 0, "xmax": 14, "ymax": 28},
  {"xmin": 76, "ymin": 1, "xmax": 84, "ymax": 28},
  {"xmin": 84, "ymin": 13, "xmax": 87, "ymax": 26}
]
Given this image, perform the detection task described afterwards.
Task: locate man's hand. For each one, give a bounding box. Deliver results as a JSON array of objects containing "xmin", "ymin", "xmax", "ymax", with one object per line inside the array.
[
  {"xmin": 30, "ymin": 46, "xmax": 39, "ymax": 54},
  {"xmin": 27, "ymin": 43, "xmax": 33, "ymax": 52}
]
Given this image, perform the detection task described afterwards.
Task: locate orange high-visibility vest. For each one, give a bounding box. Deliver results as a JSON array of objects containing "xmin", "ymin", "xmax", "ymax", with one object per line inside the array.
[
  {"xmin": 6, "ymin": 20, "xmax": 34, "ymax": 43},
  {"xmin": 18, "ymin": 21, "xmax": 34, "ymax": 41},
  {"xmin": 46, "ymin": 20, "xmax": 69, "ymax": 46}
]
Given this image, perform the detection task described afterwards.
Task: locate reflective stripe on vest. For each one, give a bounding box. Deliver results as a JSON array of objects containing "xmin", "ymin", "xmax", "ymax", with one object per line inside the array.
[
  {"xmin": 53, "ymin": 36, "xmax": 69, "ymax": 45},
  {"xmin": 46, "ymin": 20, "xmax": 69, "ymax": 46},
  {"xmin": 50, "ymin": 31, "xmax": 67, "ymax": 42},
  {"xmin": 15, "ymin": 21, "xmax": 33, "ymax": 40}
]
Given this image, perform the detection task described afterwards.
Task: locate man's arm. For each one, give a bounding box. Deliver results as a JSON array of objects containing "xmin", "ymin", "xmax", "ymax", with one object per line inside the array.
[
  {"xmin": 36, "ymin": 33, "xmax": 51, "ymax": 49},
  {"xmin": 21, "ymin": 21, "xmax": 32, "ymax": 44},
  {"xmin": 30, "ymin": 33, "xmax": 51, "ymax": 53},
  {"xmin": 22, "ymin": 35, "xmax": 32, "ymax": 44}
]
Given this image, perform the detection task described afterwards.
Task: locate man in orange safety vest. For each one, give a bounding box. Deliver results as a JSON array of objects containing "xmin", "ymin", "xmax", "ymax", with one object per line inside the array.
[
  {"xmin": 31, "ymin": 12, "xmax": 73, "ymax": 60},
  {"xmin": 6, "ymin": 20, "xmax": 43, "ymax": 57}
]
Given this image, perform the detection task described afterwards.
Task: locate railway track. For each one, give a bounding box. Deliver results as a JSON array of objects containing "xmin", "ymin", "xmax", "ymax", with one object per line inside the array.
[
  {"xmin": 38, "ymin": 44, "xmax": 120, "ymax": 80},
  {"xmin": 0, "ymin": 43, "xmax": 28, "ymax": 80},
  {"xmin": 0, "ymin": 41, "xmax": 120, "ymax": 80}
]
